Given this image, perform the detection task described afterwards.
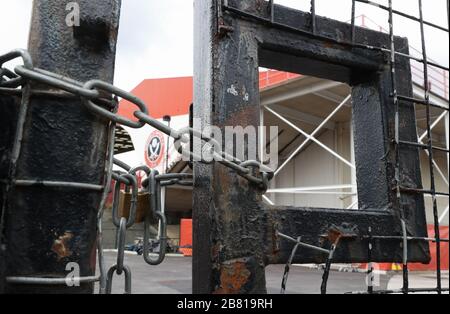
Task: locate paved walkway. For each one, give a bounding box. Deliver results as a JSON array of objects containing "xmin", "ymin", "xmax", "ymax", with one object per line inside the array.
[
  {"xmin": 99, "ymin": 252, "xmax": 448, "ymax": 294},
  {"xmin": 387, "ymin": 272, "xmax": 449, "ymax": 294},
  {"xmin": 99, "ymin": 252, "xmax": 395, "ymax": 294}
]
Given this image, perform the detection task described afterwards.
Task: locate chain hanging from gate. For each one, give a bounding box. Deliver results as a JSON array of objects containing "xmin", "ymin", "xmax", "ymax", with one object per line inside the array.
[
  {"xmin": 0, "ymin": 47, "xmax": 273, "ymax": 294},
  {"xmin": 0, "ymin": 58, "xmax": 273, "ymax": 191}
]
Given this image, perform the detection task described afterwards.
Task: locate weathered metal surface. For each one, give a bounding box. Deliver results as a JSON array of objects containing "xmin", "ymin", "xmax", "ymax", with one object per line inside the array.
[
  {"xmin": 0, "ymin": 93, "xmax": 20, "ymax": 294},
  {"xmin": 193, "ymin": 0, "xmax": 429, "ymax": 294},
  {"xmin": 0, "ymin": 0, "xmax": 121, "ymax": 293},
  {"xmin": 264, "ymin": 208, "xmax": 428, "ymax": 264}
]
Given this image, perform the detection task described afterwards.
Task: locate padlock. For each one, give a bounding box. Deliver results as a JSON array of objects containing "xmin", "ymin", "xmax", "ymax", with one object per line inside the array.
[{"xmin": 118, "ymin": 190, "xmax": 151, "ymax": 224}]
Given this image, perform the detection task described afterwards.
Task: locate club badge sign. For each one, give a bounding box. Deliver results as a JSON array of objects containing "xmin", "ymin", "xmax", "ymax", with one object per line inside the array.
[{"xmin": 145, "ymin": 130, "xmax": 165, "ymax": 169}]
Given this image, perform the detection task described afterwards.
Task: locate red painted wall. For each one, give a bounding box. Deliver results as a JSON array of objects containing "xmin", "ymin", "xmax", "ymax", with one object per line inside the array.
[{"xmin": 118, "ymin": 71, "xmax": 300, "ymax": 120}]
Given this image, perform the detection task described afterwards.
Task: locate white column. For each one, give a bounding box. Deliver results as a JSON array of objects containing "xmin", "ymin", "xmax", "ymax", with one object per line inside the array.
[{"xmin": 350, "ymin": 119, "xmax": 358, "ymax": 209}]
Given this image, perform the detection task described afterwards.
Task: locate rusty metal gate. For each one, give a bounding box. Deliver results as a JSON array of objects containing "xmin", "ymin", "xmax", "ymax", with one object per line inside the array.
[
  {"xmin": 192, "ymin": 0, "xmax": 448, "ymax": 294},
  {"xmin": 0, "ymin": 0, "xmax": 449, "ymax": 294}
]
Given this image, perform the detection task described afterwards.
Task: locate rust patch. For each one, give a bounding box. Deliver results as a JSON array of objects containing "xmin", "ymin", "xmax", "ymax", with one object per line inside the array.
[
  {"xmin": 323, "ymin": 223, "xmax": 358, "ymax": 245},
  {"xmin": 51, "ymin": 232, "xmax": 74, "ymax": 261},
  {"xmin": 214, "ymin": 259, "xmax": 251, "ymax": 294},
  {"xmin": 212, "ymin": 243, "xmax": 221, "ymax": 260},
  {"xmin": 271, "ymin": 221, "xmax": 281, "ymax": 255},
  {"xmin": 323, "ymin": 41, "xmax": 341, "ymax": 49},
  {"xmin": 327, "ymin": 228, "xmax": 343, "ymax": 244}
]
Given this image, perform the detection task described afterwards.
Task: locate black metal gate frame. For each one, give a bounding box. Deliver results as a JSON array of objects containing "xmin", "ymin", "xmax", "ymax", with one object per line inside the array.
[{"xmin": 193, "ymin": 0, "xmax": 449, "ymax": 294}]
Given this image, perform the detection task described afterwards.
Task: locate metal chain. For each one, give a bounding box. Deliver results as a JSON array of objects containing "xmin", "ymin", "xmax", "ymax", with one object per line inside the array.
[
  {"xmin": 106, "ymin": 173, "xmax": 137, "ymax": 294},
  {"xmin": 96, "ymin": 100, "xmax": 118, "ymax": 294},
  {"xmin": 0, "ymin": 48, "xmax": 274, "ymax": 293},
  {"xmin": 0, "ymin": 49, "xmax": 201, "ymax": 294},
  {"xmin": 106, "ymin": 160, "xmax": 192, "ymax": 293},
  {"xmin": 1, "ymin": 54, "xmax": 273, "ymax": 191}
]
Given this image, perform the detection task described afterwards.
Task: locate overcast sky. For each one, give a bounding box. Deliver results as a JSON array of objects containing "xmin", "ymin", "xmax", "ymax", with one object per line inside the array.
[{"xmin": 1, "ymin": 0, "xmax": 448, "ymax": 91}]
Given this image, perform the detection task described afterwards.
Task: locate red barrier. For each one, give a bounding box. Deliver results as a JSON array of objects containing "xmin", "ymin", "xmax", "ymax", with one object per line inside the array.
[
  {"xmin": 408, "ymin": 226, "xmax": 449, "ymax": 271},
  {"xmin": 180, "ymin": 219, "xmax": 193, "ymax": 257}
]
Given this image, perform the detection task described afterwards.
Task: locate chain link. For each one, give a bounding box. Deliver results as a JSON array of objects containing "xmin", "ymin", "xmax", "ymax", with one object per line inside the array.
[
  {"xmin": 107, "ymin": 172, "xmax": 138, "ymax": 294},
  {"xmin": 173, "ymin": 127, "xmax": 273, "ymax": 190},
  {"xmin": 106, "ymin": 161, "xmax": 186, "ymax": 292},
  {"xmin": 106, "ymin": 265, "xmax": 132, "ymax": 294},
  {"xmin": 144, "ymin": 169, "xmax": 167, "ymax": 266},
  {"xmin": 112, "ymin": 174, "xmax": 138, "ymax": 229},
  {"xmin": 96, "ymin": 101, "xmax": 118, "ymax": 294}
]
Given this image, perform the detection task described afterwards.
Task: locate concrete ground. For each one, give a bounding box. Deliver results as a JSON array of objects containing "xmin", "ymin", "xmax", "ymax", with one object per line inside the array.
[{"xmin": 99, "ymin": 252, "xmax": 449, "ymax": 294}]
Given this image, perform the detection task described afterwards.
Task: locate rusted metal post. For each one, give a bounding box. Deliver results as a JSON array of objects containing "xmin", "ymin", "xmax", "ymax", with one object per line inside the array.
[
  {"xmin": 194, "ymin": 0, "xmax": 267, "ymax": 294},
  {"xmin": 0, "ymin": 0, "xmax": 121, "ymax": 293}
]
